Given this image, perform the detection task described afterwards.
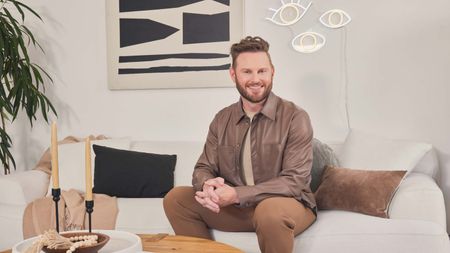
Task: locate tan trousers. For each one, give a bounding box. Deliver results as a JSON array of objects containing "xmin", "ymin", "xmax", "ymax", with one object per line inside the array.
[{"xmin": 163, "ymin": 186, "xmax": 316, "ymax": 253}]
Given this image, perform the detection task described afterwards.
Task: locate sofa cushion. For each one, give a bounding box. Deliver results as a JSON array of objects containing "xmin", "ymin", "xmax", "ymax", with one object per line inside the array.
[
  {"xmin": 93, "ymin": 145, "xmax": 176, "ymax": 198},
  {"xmin": 315, "ymin": 166, "xmax": 406, "ymax": 218},
  {"xmin": 115, "ymin": 198, "xmax": 173, "ymax": 234},
  {"xmin": 411, "ymin": 149, "xmax": 439, "ymax": 179},
  {"xmin": 339, "ymin": 129, "xmax": 431, "ymax": 175},
  {"xmin": 47, "ymin": 138, "xmax": 131, "ymax": 195},
  {"xmin": 294, "ymin": 210, "xmax": 450, "ymax": 253},
  {"xmin": 388, "ymin": 172, "xmax": 447, "ymax": 228},
  {"xmin": 212, "ymin": 210, "xmax": 450, "ymax": 253},
  {"xmin": 0, "ymin": 170, "xmax": 49, "ymax": 205},
  {"xmin": 311, "ymin": 139, "xmax": 340, "ymax": 192}
]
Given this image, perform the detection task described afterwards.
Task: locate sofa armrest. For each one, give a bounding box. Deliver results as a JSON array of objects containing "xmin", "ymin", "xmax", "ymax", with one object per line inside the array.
[
  {"xmin": 0, "ymin": 170, "xmax": 49, "ymax": 205},
  {"xmin": 389, "ymin": 172, "xmax": 446, "ymax": 229}
]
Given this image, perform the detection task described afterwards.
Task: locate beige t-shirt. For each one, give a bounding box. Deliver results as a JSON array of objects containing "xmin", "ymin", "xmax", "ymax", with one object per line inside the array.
[{"xmin": 241, "ymin": 111, "xmax": 257, "ymax": 185}]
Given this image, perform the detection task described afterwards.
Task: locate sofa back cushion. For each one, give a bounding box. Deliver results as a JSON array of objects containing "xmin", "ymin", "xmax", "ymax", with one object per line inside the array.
[
  {"xmin": 338, "ymin": 129, "xmax": 433, "ymax": 176},
  {"xmin": 132, "ymin": 140, "xmax": 341, "ymax": 190},
  {"xmin": 131, "ymin": 141, "xmax": 204, "ymax": 186},
  {"xmin": 130, "ymin": 134, "xmax": 436, "ymax": 190},
  {"xmin": 47, "ymin": 138, "xmax": 131, "ymax": 195}
]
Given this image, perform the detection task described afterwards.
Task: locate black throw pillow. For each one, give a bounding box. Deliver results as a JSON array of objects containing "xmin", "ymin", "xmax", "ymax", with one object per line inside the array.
[{"xmin": 92, "ymin": 144, "xmax": 176, "ymax": 198}]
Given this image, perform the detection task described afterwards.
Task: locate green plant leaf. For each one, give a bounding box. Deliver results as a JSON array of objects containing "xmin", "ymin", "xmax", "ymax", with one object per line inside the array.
[
  {"xmin": 0, "ymin": 124, "xmax": 15, "ymax": 173},
  {"xmin": 0, "ymin": 0, "xmax": 55, "ymax": 174},
  {"xmin": 15, "ymin": 1, "xmax": 42, "ymax": 21},
  {"xmin": 12, "ymin": 1, "xmax": 25, "ymax": 22}
]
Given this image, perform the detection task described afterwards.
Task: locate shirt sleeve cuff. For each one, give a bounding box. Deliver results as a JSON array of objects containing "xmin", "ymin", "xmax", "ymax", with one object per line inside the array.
[{"xmin": 235, "ymin": 186, "xmax": 257, "ymax": 208}]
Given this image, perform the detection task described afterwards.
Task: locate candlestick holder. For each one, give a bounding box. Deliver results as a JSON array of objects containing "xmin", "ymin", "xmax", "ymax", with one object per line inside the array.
[
  {"xmin": 51, "ymin": 188, "xmax": 61, "ymax": 233},
  {"xmin": 85, "ymin": 200, "xmax": 94, "ymax": 233}
]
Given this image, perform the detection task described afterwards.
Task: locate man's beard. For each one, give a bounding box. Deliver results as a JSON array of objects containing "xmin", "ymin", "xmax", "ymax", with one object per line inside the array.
[{"xmin": 235, "ymin": 78, "xmax": 272, "ymax": 104}]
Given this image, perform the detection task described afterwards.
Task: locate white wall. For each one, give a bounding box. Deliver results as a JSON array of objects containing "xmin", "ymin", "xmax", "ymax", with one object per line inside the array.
[{"xmin": 7, "ymin": 0, "xmax": 450, "ymax": 232}]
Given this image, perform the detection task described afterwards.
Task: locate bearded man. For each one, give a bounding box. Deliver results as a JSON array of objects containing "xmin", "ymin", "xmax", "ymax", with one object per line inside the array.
[{"xmin": 164, "ymin": 36, "xmax": 316, "ymax": 253}]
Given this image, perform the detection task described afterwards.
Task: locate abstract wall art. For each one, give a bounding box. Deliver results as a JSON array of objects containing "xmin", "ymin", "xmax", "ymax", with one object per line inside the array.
[{"xmin": 106, "ymin": 0, "xmax": 244, "ymax": 89}]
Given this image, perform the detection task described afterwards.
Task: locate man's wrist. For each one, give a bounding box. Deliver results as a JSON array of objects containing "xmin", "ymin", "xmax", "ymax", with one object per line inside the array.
[{"xmin": 233, "ymin": 188, "xmax": 240, "ymax": 204}]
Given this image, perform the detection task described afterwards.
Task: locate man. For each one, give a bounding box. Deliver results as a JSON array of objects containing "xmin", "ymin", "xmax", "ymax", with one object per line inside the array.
[{"xmin": 164, "ymin": 36, "xmax": 316, "ymax": 253}]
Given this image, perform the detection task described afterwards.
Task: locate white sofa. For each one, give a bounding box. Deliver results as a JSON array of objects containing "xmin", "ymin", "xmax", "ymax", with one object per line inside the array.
[{"xmin": 0, "ymin": 139, "xmax": 449, "ymax": 253}]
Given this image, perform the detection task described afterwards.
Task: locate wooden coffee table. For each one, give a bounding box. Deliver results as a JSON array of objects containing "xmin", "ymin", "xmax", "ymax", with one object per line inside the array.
[
  {"xmin": 139, "ymin": 234, "xmax": 243, "ymax": 253},
  {"xmin": 1, "ymin": 233, "xmax": 243, "ymax": 253}
]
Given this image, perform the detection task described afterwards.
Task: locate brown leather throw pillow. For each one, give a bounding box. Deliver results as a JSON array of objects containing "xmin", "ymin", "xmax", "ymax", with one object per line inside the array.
[{"xmin": 314, "ymin": 166, "xmax": 407, "ymax": 218}]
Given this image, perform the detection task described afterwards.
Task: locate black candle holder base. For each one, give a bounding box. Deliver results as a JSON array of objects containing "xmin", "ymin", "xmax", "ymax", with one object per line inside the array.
[
  {"xmin": 85, "ymin": 200, "xmax": 94, "ymax": 233},
  {"xmin": 51, "ymin": 188, "xmax": 61, "ymax": 233}
]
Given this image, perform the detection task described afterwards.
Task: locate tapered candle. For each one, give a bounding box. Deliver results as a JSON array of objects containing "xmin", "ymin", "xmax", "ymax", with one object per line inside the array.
[
  {"xmin": 85, "ymin": 138, "xmax": 93, "ymax": 201},
  {"xmin": 51, "ymin": 122, "xmax": 59, "ymax": 189}
]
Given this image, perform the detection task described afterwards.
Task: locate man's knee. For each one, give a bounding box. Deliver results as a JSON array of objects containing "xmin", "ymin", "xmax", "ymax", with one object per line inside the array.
[
  {"xmin": 163, "ymin": 186, "xmax": 195, "ymax": 211},
  {"xmin": 253, "ymin": 198, "xmax": 296, "ymax": 231}
]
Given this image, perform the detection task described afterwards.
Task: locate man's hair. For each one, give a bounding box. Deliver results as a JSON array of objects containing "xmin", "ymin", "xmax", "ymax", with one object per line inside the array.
[{"xmin": 230, "ymin": 36, "xmax": 272, "ymax": 68}]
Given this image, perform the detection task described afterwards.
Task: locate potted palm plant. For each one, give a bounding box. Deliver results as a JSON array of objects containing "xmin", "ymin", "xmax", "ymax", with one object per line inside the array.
[{"xmin": 0, "ymin": 0, "xmax": 56, "ymax": 174}]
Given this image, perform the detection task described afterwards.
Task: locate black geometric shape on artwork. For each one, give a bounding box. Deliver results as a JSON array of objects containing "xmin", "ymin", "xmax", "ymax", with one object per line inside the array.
[
  {"xmin": 119, "ymin": 64, "xmax": 231, "ymax": 74},
  {"xmin": 183, "ymin": 12, "xmax": 229, "ymax": 44},
  {"xmin": 212, "ymin": 0, "xmax": 230, "ymax": 6},
  {"xmin": 119, "ymin": 53, "xmax": 229, "ymax": 63},
  {"xmin": 120, "ymin": 18, "xmax": 179, "ymax": 47},
  {"xmin": 120, "ymin": 0, "xmax": 204, "ymax": 12}
]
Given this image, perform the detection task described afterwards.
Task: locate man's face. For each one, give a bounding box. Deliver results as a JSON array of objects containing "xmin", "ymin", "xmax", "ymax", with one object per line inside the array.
[{"xmin": 230, "ymin": 52, "xmax": 274, "ymax": 104}]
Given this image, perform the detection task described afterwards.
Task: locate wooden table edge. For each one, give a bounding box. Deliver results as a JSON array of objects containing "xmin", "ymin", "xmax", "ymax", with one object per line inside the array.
[{"xmin": 138, "ymin": 233, "xmax": 244, "ymax": 253}]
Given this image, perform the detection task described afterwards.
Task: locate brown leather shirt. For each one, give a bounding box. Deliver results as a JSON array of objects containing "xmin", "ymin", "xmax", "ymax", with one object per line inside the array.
[{"xmin": 193, "ymin": 92, "xmax": 316, "ymax": 211}]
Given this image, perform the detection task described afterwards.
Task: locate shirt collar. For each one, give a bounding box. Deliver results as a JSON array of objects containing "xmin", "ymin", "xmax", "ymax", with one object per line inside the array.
[{"xmin": 233, "ymin": 92, "xmax": 278, "ymax": 124}]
